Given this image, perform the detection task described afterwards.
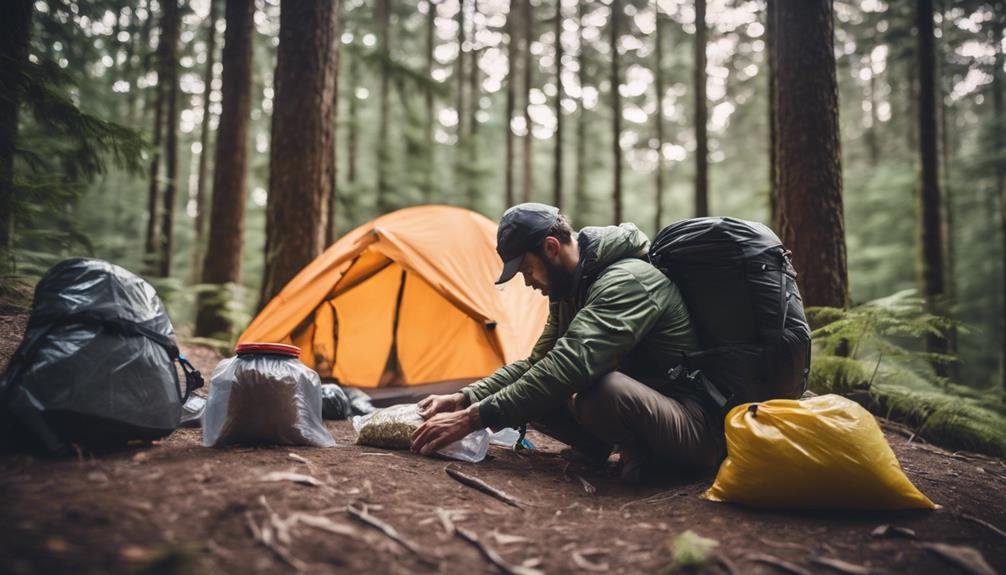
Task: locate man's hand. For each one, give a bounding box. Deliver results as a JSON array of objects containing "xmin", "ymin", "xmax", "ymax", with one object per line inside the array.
[
  {"xmin": 417, "ymin": 392, "xmax": 467, "ymax": 419},
  {"xmin": 411, "ymin": 404, "xmax": 482, "ymax": 456}
]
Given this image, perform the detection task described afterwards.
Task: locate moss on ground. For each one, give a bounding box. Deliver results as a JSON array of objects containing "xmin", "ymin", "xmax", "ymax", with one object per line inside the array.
[{"xmin": 810, "ymin": 355, "xmax": 1006, "ymax": 458}]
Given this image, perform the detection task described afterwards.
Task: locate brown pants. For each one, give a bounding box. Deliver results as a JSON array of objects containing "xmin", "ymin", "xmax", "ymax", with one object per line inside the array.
[{"xmin": 531, "ymin": 371, "xmax": 726, "ymax": 473}]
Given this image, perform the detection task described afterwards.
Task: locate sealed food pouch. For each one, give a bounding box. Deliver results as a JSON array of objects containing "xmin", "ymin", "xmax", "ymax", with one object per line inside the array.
[
  {"xmin": 202, "ymin": 343, "xmax": 336, "ymax": 448},
  {"xmin": 704, "ymin": 394, "xmax": 936, "ymax": 510},
  {"xmin": 352, "ymin": 404, "xmax": 490, "ymax": 463}
]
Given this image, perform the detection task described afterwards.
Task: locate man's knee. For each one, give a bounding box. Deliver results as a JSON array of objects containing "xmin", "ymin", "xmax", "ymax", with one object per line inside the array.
[{"xmin": 574, "ymin": 371, "xmax": 636, "ymax": 427}]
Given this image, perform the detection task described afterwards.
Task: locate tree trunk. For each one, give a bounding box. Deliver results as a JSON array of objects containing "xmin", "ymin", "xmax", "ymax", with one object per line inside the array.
[
  {"xmin": 260, "ymin": 0, "xmax": 339, "ymax": 308},
  {"xmin": 610, "ymin": 0, "xmax": 622, "ymax": 223},
  {"xmin": 867, "ymin": 58, "xmax": 881, "ymax": 165},
  {"xmin": 522, "ymin": 0, "xmax": 534, "ymax": 203},
  {"xmin": 0, "ymin": 0, "xmax": 32, "ymax": 275},
  {"xmin": 775, "ymin": 0, "xmax": 848, "ymax": 308},
  {"xmin": 425, "ymin": 0, "xmax": 436, "ymax": 204},
  {"xmin": 193, "ymin": 0, "xmax": 220, "ymax": 280},
  {"xmin": 654, "ymin": 0, "xmax": 665, "ymax": 234},
  {"xmin": 767, "ymin": 0, "xmax": 779, "ymax": 232},
  {"xmin": 157, "ymin": 0, "xmax": 181, "ymax": 277},
  {"xmin": 144, "ymin": 6, "xmax": 169, "ymax": 274},
  {"xmin": 327, "ymin": 3, "xmax": 344, "ymax": 245},
  {"xmin": 938, "ymin": 0, "xmax": 957, "ymax": 380},
  {"xmin": 552, "ymin": 0, "xmax": 563, "ymax": 211},
  {"xmin": 505, "ymin": 0, "xmax": 518, "ymax": 208},
  {"xmin": 693, "ymin": 0, "xmax": 708, "ymax": 217},
  {"xmin": 915, "ymin": 0, "xmax": 947, "ymax": 373},
  {"xmin": 455, "ymin": 0, "xmax": 467, "ymax": 202},
  {"xmin": 992, "ymin": 6, "xmax": 1005, "ymax": 395},
  {"xmin": 467, "ymin": 0, "xmax": 481, "ymax": 210},
  {"xmin": 194, "ymin": 0, "xmax": 255, "ymax": 338},
  {"xmin": 348, "ymin": 45, "xmax": 359, "ymax": 186},
  {"xmin": 574, "ymin": 0, "xmax": 587, "ymax": 227},
  {"xmin": 376, "ymin": 0, "xmax": 391, "ymax": 213}
]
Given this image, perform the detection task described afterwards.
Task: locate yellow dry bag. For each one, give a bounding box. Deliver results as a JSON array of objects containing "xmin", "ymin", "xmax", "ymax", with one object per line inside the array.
[{"xmin": 704, "ymin": 394, "xmax": 936, "ymax": 510}]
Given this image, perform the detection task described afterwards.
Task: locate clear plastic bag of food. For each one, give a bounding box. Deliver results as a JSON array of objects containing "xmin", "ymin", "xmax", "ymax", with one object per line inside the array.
[
  {"xmin": 352, "ymin": 404, "xmax": 489, "ymax": 463},
  {"xmin": 202, "ymin": 343, "xmax": 336, "ymax": 448}
]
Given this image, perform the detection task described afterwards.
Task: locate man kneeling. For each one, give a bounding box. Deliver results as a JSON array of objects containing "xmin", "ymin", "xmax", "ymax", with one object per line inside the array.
[{"xmin": 410, "ymin": 203, "xmax": 725, "ymax": 479}]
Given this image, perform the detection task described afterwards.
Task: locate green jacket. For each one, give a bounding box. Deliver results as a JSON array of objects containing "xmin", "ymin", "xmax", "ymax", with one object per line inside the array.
[{"xmin": 463, "ymin": 224, "xmax": 700, "ymax": 430}]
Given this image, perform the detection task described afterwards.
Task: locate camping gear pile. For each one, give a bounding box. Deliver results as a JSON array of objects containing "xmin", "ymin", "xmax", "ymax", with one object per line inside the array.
[
  {"xmin": 704, "ymin": 394, "xmax": 936, "ymax": 510},
  {"xmin": 352, "ymin": 403, "xmax": 491, "ymax": 462},
  {"xmin": 202, "ymin": 343, "xmax": 336, "ymax": 448},
  {"xmin": 0, "ymin": 258, "xmax": 204, "ymax": 454}
]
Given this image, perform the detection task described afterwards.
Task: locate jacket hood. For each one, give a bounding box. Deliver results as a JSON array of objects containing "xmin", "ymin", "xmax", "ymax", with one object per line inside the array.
[{"xmin": 578, "ymin": 223, "xmax": 651, "ymax": 280}]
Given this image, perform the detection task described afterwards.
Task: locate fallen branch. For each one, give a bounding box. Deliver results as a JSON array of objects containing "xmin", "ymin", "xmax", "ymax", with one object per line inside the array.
[
  {"xmin": 445, "ymin": 466, "xmax": 524, "ymax": 509},
  {"xmin": 811, "ymin": 557, "xmax": 872, "ymax": 575},
  {"xmin": 259, "ymin": 471, "xmax": 323, "ymax": 487},
  {"xmin": 244, "ymin": 510, "xmax": 307, "ymax": 571},
  {"xmin": 746, "ymin": 553, "xmax": 812, "ymax": 575},
  {"xmin": 346, "ymin": 504, "xmax": 435, "ymax": 566},
  {"xmin": 716, "ymin": 555, "xmax": 739, "ymax": 575},
  {"xmin": 955, "ymin": 512, "xmax": 1006, "ymax": 540},
  {"xmin": 454, "ymin": 525, "xmax": 541, "ymax": 575}
]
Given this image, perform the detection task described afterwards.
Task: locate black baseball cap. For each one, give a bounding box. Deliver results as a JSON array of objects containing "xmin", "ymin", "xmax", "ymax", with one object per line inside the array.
[{"xmin": 495, "ymin": 203, "xmax": 560, "ymax": 285}]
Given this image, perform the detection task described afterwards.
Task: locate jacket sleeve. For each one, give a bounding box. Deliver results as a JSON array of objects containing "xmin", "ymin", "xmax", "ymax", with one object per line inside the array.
[
  {"xmin": 460, "ymin": 303, "xmax": 560, "ymax": 405},
  {"xmin": 476, "ymin": 268, "xmax": 663, "ymax": 430}
]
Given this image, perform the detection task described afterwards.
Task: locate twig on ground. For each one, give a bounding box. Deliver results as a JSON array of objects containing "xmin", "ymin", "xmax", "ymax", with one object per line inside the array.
[
  {"xmin": 259, "ymin": 471, "xmax": 323, "ymax": 487},
  {"xmin": 454, "ymin": 525, "xmax": 542, "ymax": 575},
  {"xmin": 435, "ymin": 507, "xmax": 456, "ymax": 535},
  {"xmin": 955, "ymin": 512, "xmax": 1006, "ymax": 540},
  {"xmin": 618, "ymin": 483, "xmax": 703, "ymax": 512},
  {"xmin": 445, "ymin": 465, "xmax": 524, "ymax": 509},
  {"xmin": 244, "ymin": 510, "xmax": 307, "ymax": 571},
  {"xmin": 346, "ymin": 504, "xmax": 436, "ymax": 566},
  {"xmin": 574, "ymin": 474, "xmax": 596, "ymax": 495},
  {"xmin": 746, "ymin": 553, "xmax": 812, "ymax": 575},
  {"xmin": 810, "ymin": 557, "xmax": 873, "ymax": 575},
  {"xmin": 716, "ymin": 555, "xmax": 739, "ymax": 575}
]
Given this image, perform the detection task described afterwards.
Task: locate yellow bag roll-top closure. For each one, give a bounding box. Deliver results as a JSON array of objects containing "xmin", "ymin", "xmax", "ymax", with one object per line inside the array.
[{"xmin": 704, "ymin": 394, "xmax": 937, "ymax": 510}]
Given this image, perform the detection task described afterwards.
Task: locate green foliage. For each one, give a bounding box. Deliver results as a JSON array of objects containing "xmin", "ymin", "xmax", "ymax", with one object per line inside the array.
[
  {"xmin": 809, "ymin": 293, "xmax": 1006, "ymax": 457},
  {"xmin": 664, "ymin": 530, "xmax": 719, "ymax": 574}
]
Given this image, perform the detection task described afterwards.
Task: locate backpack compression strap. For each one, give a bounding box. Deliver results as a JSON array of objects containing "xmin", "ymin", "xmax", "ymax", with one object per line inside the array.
[{"xmin": 5, "ymin": 311, "xmax": 204, "ymax": 403}]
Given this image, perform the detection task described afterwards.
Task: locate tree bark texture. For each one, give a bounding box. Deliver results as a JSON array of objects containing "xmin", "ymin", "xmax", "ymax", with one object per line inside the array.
[
  {"xmin": 348, "ymin": 46, "xmax": 359, "ymax": 185},
  {"xmin": 992, "ymin": 6, "xmax": 1005, "ymax": 394},
  {"xmin": 522, "ymin": 0, "xmax": 534, "ymax": 203},
  {"xmin": 0, "ymin": 0, "xmax": 32, "ymax": 275},
  {"xmin": 193, "ymin": 0, "xmax": 219, "ymax": 279},
  {"xmin": 327, "ymin": 2, "xmax": 344, "ymax": 246},
  {"xmin": 915, "ymin": 0, "xmax": 948, "ymax": 369},
  {"xmin": 157, "ymin": 0, "xmax": 181, "ymax": 277},
  {"xmin": 767, "ymin": 0, "xmax": 779, "ymax": 232},
  {"xmin": 693, "ymin": 0, "xmax": 709, "ymax": 217},
  {"xmin": 195, "ymin": 0, "xmax": 255, "ymax": 338},
  {"xmin": 574, "ymin": 0, "xmax": 587, "ymax": 228},
  {"xmin": 467, "ymin": 0, "xmax": 481, "ymax": 210},
  {"xmin": 654, "ymin": 0, "xmax": 665, "ymax": 234},
  {"xmin": 775, "ymin": 0, "xmax": 849, "ymax": 308},
  {"xmin": 377, "ymin": 0, "xmax": 391, "ymax": 213},
  {"xmin": 425, "ymin": 0, "xmax": 437, "ymax": 204},
  {"xmin": 505, "ymin": 0, "xmax": 518, "ymax": 208},
  {"xmin": 260, "ymin": 0, "xmax": 339, "ymax": 308},
  {"xmin": 610, "ymin": 0, "xmax": 622, "ymax": 223},
  {"xmin": 553, "ymin": 0, "xmax": 563, "ymax": 210},
  {"xmin": 144, "ymin": 7, "xmax": 169, "ymax": 273}
]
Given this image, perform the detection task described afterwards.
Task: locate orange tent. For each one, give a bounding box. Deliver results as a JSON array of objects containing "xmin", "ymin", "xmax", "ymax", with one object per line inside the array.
[{"xmin": 240, "ymin": 206, "xmax": 549, "ymax": 397}]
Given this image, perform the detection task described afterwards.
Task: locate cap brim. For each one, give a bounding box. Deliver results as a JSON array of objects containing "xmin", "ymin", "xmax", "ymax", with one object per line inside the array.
[{"xmin": 495, "ymin": 254, "xmax": 523, "ymax": 285}]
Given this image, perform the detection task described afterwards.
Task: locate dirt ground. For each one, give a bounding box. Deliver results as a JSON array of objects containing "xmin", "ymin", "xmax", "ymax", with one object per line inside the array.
[{"xmin": 1, "ymin": 312, "xmax": 1005, "ymax": 575}]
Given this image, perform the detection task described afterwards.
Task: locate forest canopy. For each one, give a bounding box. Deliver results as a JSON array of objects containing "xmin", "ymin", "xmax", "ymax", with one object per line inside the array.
[{"xmin": 1, "ymin": 0, "xmax": 1003, "ymax": 397}]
